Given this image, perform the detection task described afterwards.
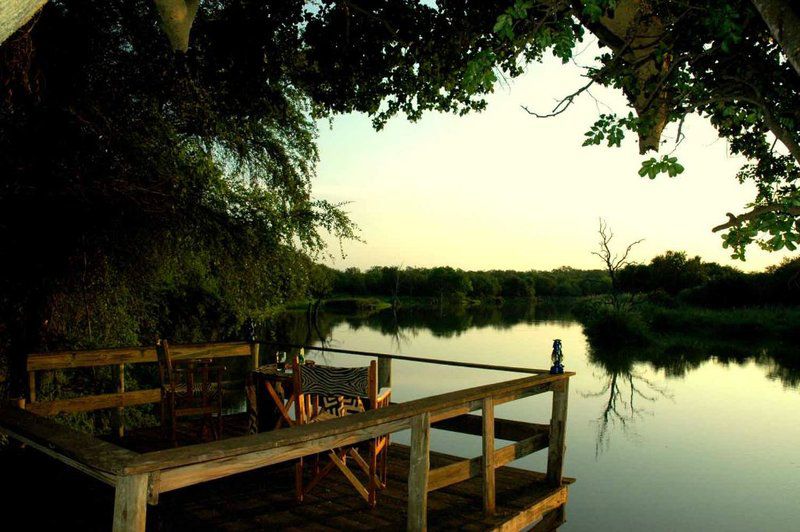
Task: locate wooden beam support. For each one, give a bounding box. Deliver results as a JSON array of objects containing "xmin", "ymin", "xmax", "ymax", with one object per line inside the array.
[
  {"xmin": 494, "ymin": 433, "xmax": 549, "ymax": 467},
  {"xmin": 112, "ymin": 474, "xmax": 149, "ymax": 532},
  {"xmin": 491, "ymin": 486, "xmax": 568, "ymax": 532},
  {"xmin": 408, "ymin": 412, "xmax": 430, "ymax": 532},
  {"xmin": 427, "ymin": 456, "xmax": 481, "ymax": 492},
  {"xmin": 427, "ymin": 432, "xmax": 550, "ymax": 493},
  {"xmin": 482, "ymin": 397, "xmax": 496, "ymax": 515},
  {"xmin": 546, "ymin": 380, "xmax": 569, "ymax": 486},
  {"xmin": 432, "ymin": 413, "xmax": 549, "ymax": 442}
]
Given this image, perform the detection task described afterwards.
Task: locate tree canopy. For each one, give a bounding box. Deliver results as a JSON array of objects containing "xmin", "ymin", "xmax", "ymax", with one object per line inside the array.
[
  {"xmin": 291, "ymin": 1, "xmax": 800, "ymax": 260},
  {"xmin": 2, "ymin": 0, "xmax": 799, "ymax": 390},
  {"xmin": 0, "ymin": 0, "xmax": 357, "ymax": 374},
  {"xmin": 4, "ymin": 2, "xmax": 800, "ymax": 261}
]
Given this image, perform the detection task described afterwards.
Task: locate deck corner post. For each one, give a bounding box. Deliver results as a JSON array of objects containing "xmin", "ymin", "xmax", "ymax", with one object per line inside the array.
[
  {"xmin": 408, "ymin": 412, "xmax": 430, "ymax": 532},
  {"xmin": 482, "ymin": 396, "xmax": 496, "ymax": 515},
  {"xmin": 378, "ymin": 357, "xmax": 392, "ymax": 390},
  {"xmin": 27, "ymin": 370, "xmax": 36, "ymax": 403},
  {"xmin": 113, "ymin": 363, "xmax": 126, "ymax": 439},
  {"xmin": 147, "ymin": 471, "xmax": 161, "ymax": 506},
  {"xmin": 546, "ymin": 378, "xmax": 569, "ymax": 486},
  {"xmin": 113, "ymin": 473, "xmax": 149, "ymax": 532},
  {"xmin": 250, "ymin": 341, "xmax": 260, "ymax": 370}
]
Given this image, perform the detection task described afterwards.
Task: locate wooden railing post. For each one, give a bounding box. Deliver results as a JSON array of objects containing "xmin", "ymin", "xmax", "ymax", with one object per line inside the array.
[
  {"xmin": 28, "ymin": 370, "xmax": 36, "ymax": 403},
  {"xmin": 112, "ymin": 474, "xmax": 148, "ymax": 532},
  {"xmin": 482, "ymin": 396, "xmax": 496, "ymax": 515},
  {"xmin": 250, "ymin": 341, "xmax": 260, "ymax": 370},
  {"xmin": 113, "ymin": 364, "xmax": 125, "ymax": 439},
  {"xmin": 378, "ymin": 357, "xmax": 391, "ymax": 390},
  {"xmin": 546, "ymin": 379, "xmax": 569, "ymax": 486},
  {"xmin": 408, "ymin": 412, "xmax": 430, "ymax": 531}
]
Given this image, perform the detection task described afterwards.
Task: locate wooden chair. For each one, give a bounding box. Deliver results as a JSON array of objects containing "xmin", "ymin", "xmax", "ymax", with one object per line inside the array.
[
  {"xmin": 156, "ymin": 339, "xmax": 225, "ymax": 446},
  {"xmin": 292, "ymin": 356, "xmax": 391, "ymax": 507}
]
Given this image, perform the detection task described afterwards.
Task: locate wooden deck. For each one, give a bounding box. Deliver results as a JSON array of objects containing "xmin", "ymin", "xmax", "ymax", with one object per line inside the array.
[
  {"xmin": 4, "ymin": 439, "xmax": 569, "ymax": 531},
  {"xmin": 6, "ymin": 341, "xmax": 574, "ymax": 531},
  {"xmin": 109, "ymin": 414, "xmax": 571, "ymax": 530}
]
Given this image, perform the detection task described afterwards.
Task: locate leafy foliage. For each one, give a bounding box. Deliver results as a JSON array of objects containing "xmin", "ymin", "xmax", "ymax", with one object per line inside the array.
[
  {"xmin": 0, "ymin": 1, "xmax": 357, "ymax": 389},
  {"xmin": 296, "ymin": 1, "xmax": 800, "ymax": 260}
]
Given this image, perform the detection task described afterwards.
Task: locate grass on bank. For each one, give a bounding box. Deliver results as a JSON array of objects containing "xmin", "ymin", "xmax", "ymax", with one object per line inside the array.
[{"xmin": 574, "ymin": 296, "xmax": 800, "ymax": 351}]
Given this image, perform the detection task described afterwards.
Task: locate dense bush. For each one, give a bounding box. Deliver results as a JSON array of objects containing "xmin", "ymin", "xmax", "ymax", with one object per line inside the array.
[
  {"xmin": 578, "ymin": 305, "xmax": 650, "ymax": 349},
  {"xmin": 620, "ymin": 253, "xmax": 800, "ymax": 308}
]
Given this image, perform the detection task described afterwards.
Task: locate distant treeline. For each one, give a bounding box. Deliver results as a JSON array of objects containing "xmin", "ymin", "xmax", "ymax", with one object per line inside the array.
[
  {"xmin": 319, "ymin": 265, "xmax": 610, "ymax": 300},
  {"xmin": 316, "ymin": 252, "xmax": 800, "ymax": 307}
]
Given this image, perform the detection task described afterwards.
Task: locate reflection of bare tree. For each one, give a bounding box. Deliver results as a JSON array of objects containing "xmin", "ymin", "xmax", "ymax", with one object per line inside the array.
[
  {"xmin": 296, "ymin": 307, "xmax": 336, "ymax": 365},
  {"xmin": 387, "ymin": 305, "xmax": 413, "ymax": 352},
  {"xmin": 583, "ymin": 355, "xmax": 672, "ymax": 457},
  {"xmin": 304, "ymin": 305, "xmax": 330, "ymax": 348}
]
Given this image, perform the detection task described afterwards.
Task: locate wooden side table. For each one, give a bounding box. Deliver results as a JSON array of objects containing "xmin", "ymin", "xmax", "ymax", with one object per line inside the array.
[{"xmin": 248, "ymin": 364, "xmax": 298, "ymax": 432}]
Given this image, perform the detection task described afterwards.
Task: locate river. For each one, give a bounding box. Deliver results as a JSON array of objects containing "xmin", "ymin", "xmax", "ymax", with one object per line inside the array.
[{"xmin": 271, "ymin": 302, "xmax": 800, "ymax": 531}]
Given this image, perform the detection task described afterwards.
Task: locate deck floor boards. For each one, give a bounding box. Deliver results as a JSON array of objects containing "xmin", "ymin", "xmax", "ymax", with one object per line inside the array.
[{"xmin": 2, "ymin": 413, "xmax": 569, "ymax": 531}]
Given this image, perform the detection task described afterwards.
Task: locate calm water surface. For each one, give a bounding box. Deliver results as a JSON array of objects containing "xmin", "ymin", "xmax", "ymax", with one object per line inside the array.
[{"xmin": 274, "ymin": 304, "xmax": 800, "ymax": 531}]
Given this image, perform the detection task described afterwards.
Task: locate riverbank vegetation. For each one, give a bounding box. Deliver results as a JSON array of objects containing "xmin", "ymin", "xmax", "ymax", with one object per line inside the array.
[
  {"xmin": 309, "ymin": 252, "xmax": 800, "ymax": 308},
  {"xmin": 307, "ymin": 254, "xmax": 800, "ymax": 356}
]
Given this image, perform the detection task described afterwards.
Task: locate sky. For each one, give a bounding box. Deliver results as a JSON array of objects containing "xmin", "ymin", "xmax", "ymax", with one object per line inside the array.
[{"xmin": 312, "ymin": 47, "xmax": 792, "ymax": 273}]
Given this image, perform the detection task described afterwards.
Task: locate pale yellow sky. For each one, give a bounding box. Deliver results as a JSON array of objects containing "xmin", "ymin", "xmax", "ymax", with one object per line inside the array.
[{"xmin": 314, "ymin": 49, "xmax": 793, "ymax": 272}]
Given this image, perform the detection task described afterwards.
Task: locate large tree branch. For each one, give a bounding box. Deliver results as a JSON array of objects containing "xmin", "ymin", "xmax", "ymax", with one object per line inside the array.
[
  {"xmin": 0, "ymin": 0, "xmax": 48, "ymax": 45},
  {"xmin": 154, "ymin": 0, "xmax": 200, "ymax": 53},
  {"xmin": 712, "ymin": 205, "xmax": 800, "ymax": 233},
  {"xmin": 577, "ymin": 0, "xmax": 671, "ymax": 154},
  {"xmin": 750, "ymin": 0, "xmax": 800, "ymax": 78}
]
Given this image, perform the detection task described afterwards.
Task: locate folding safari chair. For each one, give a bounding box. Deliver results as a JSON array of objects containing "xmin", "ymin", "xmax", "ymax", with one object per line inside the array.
[{"xmin": 291, "ymin": 356, "xmax": 391, "ymax": 507}]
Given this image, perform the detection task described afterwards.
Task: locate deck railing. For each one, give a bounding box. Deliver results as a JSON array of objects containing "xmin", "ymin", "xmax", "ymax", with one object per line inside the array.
[
  {"xmin": 24, "ymin": 341, "xmax": 259, "ymax": 436},
  {"xmin": 2, "ymin": 341, "xmax": 573, "ymax": 531}
]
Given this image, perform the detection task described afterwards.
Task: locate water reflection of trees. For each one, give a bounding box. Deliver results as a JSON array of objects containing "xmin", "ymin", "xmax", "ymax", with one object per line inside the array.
[
  {"xmin": 584, "ymin": 340, "xmax": 800, "ymax": 455},
  {"xmin": 341, "ymin": 300, "xmax": 546, "ymax": 338},
  {"xmin": 645, "ymin": 341, "xmax": 800, "ymax": 389},
  {"xmin": 584, "ymin": 346, "xmax": 672, "ymax": 456},
  {"xmin": 268, "ymin": 302, "xmax": 800, "ymax": 392}
]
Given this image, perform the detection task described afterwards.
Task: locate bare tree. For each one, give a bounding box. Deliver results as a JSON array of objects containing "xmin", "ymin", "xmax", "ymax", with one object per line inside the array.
[{"xmin": 591, "ymin": 218, "xmax": 643, "ymax": 311}]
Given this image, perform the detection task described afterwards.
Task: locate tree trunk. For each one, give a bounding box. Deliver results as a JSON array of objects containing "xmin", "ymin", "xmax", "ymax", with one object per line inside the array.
[
  {"xmin": 153, "ymin": 0, "xmax": 200, "ymax": 52},
  {"xmin": 590, "ymin": 0, "xmax": 670, "ymax": 154},
  {"xmin": 0, "ymin": 0, "xmax": 48, "ymax": 45},
  {"xmin": 751, "ymin": 0, "xmax": 800, "ymax": 77}
]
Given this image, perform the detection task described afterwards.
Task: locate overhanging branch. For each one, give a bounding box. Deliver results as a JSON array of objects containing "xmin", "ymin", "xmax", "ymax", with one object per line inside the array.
[
  {"xmin": 154, "ymin": 0, "xmax": 200, "ymax": 52},
  {"xmin": 712, "ymin": 205, "xmax": 800, "ymax": 233}
]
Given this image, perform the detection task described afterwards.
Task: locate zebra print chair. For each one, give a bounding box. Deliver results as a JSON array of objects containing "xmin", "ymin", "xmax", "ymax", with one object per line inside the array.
[{"xmin": 292, "ymin": 356, "xmax": 391, "ymax": 508}]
